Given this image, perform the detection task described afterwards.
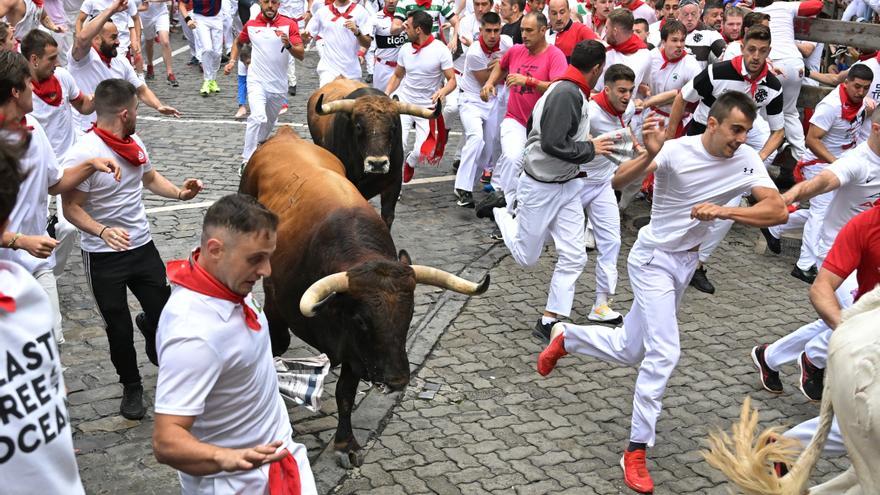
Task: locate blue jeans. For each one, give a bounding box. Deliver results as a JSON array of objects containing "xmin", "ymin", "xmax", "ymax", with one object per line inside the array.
[{"xmin": 237, "ymin": 74, "xmax": 247, "ymax": 105}]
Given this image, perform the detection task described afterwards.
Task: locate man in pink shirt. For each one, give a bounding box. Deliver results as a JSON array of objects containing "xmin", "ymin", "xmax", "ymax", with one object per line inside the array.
[{"xmin": 478, "ymin": 11, "xmax": 567, "ymax": 219}]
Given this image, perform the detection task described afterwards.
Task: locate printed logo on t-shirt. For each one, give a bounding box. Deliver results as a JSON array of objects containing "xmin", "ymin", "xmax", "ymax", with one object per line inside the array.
[
  {"xmin": 754, "ymin": 88, "xmax": 768, "ymax": 104},
  {"xmin": 515, "ymin": 65, "xmax": 540, "ymax": 95},
  {"xmin": 692, "ymin": 32, "xmax": 703, "ymax": 42},
  {"xmin": 743, "ymin": 167, "xmax": 754, "ymax": 174},
  {"xmin": 138, "ymin": 150, "xmax": 146, "ymax": 162}
]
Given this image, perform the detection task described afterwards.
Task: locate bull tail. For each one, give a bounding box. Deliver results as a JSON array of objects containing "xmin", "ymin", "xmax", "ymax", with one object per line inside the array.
[{"xmin": 702, "ymin": 395, "xmax": 834, "ymax": 495}]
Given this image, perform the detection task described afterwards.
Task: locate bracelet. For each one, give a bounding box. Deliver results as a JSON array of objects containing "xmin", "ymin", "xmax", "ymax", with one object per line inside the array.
[
  {"xmin": 177, "ymin": 190, "xmax": 183, "ymax": 200},
  {"xmin": 525, "ymin": 76, "xmax": 537, "ymax": 89},
  {"xmin": 7, "ymin": 232, "xmax": 22, "ymax": 249},
  {"xmin": 184, "ymin": 15, "xmax": 192, "ymax": 22},
  {"xmin": 98, "ymin": 226, "xmax": 108, "ymax": 239}
]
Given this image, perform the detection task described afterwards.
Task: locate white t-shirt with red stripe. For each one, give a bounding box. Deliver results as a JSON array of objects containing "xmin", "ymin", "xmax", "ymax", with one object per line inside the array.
[
  {"xmin": 801, "ymin": 85, "xmax": 868, "ymax": 164},
  {"xmin": 239, "ymin": 14, "xmax": 302, "ymax": 94},
  {"xmin": 0, "ymin": 260, "xmax": 84, "ymax": 495},
  {"xmin": 30, "ymin": 68, "xmax": 83, "ymax": 160}
]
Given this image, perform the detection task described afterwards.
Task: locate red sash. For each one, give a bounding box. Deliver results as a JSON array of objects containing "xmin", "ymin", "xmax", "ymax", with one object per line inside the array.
[
  {"xmin": 419, "ymin": 113, "xmax": 448, "ymax": 166},
  {"xmin": 267, "ymin": 450, "xmax": 302, "ymax": 495}
]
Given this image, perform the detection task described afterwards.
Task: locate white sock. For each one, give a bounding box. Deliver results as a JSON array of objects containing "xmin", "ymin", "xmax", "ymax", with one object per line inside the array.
[
  {"xmin": 595, "ymin": 293, "xmax": 608, "ymax": 307},
  {"xmin": 541, "ymin": 316, "xmax": 556, "ymax": 325}
]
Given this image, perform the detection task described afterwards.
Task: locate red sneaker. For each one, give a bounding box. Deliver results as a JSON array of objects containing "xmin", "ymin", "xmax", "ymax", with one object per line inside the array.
[
  {"xmin": 537, "ymin": 324, "xmax": 567, "ymax": 376},
  {"xmin": 403, "ymin": 164, "xmax": 415, "ymax": 183},
  {"xmin": 621, "ymin": 450, "xmax": 654, "ymax": 494}
]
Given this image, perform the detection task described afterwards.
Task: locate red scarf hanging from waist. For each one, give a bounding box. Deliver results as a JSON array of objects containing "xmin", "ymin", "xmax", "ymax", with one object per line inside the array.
[
  {"xmin": 90, "ymin": 125, "xmax": 148, "ymax": 167},
  {"xmin": 607, "ymin": 33, "xmax": 646, "ymax": 55},
  {"xmin": 268, "ymin": 450, "xmax": 302, "ymax": 494},
  {"xmin": 554, "ymin": 64, "xmax": 592, "ymax": 97},
  {"xmin": 478, "ymin": 35, "xmax": 498, "ymax": 55},
  {"xmin": 412, "ymin": 35, "xmax": 435, "ymax": 54},
  {"xmin": 419, "ymin": 111, "xmax": 448, "ymax": 165},
  {"xmin": 659, "ymin": 48, "xmax": 684, "ymax": 69},
  {"xmin": 166, "ymin": 250, "xmax": 262, "ymax": 331},
  {"xmin": 730, "ymin": 55, "xmax": 767, "ymax": 97},
  {"xmin": 31, "ymin": 75, "xmax": 63, "ymax": 106},
  {"xmin": 838, "ymin": 84, "xmax": 863, "ymax": 122},
  {"xmin": 329, "ymin": 2, "xmax": 356, "ymax": 20}
]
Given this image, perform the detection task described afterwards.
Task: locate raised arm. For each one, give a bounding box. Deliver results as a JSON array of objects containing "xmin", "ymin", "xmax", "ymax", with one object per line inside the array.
[{"xmin": 73, "ymin": 0, "xmax": 130, "ymax": 61}]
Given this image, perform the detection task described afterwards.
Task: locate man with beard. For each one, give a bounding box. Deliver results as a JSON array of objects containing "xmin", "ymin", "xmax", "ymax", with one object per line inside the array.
[
  {"xmin": 667, "ymin": 25, "xmax": 785, "ymax": 294},
  {"xmin": 224, "ymin": 0, "xmax": 304, "ymax": 166},
  {"xmin": 546, "ymin": 0, "xmax": 596, "ymax": 61},
  {"xmin": 68, "ymin": 0, "xmax": 179, "ymax": 132},
  {"xmin": 537, "ymin": 92, "xmax": 787, "ymax": 494},
  {"xmin": 587, "ymin": 0, "xmax": 612, "ymax": 38},
  {"xmin": 701, "ymin": 0, "xmax": 722, "ymax": 30},
  {"xmin": 719, "ymin": 5, "xmax": 743, "ymax": 43},
  {"xmin": 61, "ymin": 79, "xmax": 202, "ymax": 420}
]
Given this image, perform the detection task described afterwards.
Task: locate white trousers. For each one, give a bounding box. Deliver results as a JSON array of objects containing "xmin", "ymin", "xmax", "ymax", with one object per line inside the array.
[
  {"xmin": 400, "ymin": 113, "xmax": 429, "ymax": 168},
  {"xmin": 192, "ymin": 13, "xmax": 224, "ymax": 80},
  {"xmin": 784, "ymin": 416, "xmax": 845, "ymax": 456},
  {"xmin": 178, "ymin": 10, "xmax": 197, "ymax": 57},
  {"xmin": 287, "ymin": 57, "xmax": 297, "ymax": 87},
  {"xmin": 580, "ymin": 180, "xmax": 621, "ymax": 295},
  {"xmin": 456, "ymin": 96, "xmax": 493, "ymax": 191},
  {"xmin": 498, "ymin": 118, "xmax": 527, "ymax": 208},
  {"xmin": 765, "ymin": 272, "xmax": 857, "ymax": 370},
  {"xmin": 372, "ymin": 61, "xmax": 394, "ymax": 93},
  {"xmin": 560, "ymin": 243, "xmax": 699, "ymax": 445},
  {"xmin": 494, "ymin": 174, "xmax": 588, "ymax": 317},
  {"xmin": 479, "ymin": 92, "xmax": 506, "ymax": 178},
  {"xmin": 34, "ymin": 269, "xmax": 64, "ymax": 344},
  {"xmin": 774, "ymin": 57, "xmax": 807, "ymax": 159},
  {"xmin": 769, "ymin": 207, "xmax": 808, "ymax": 238},
  {"xmin": 796, "ymin": 164, "xmax": 833, "ymax": 270},
  {"xmin": 243, "ymin": 85, "xmax": 287, "ymax": 162},
  {"xmin": 698, "ymin": 195, "xmax": 743, "ymax": 263}
]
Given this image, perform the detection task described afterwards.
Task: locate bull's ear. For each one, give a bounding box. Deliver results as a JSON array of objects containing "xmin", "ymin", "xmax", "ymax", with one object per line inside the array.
[{"xmin": 398, "ymin": 249, "xmax": 412, "ymax": 265}]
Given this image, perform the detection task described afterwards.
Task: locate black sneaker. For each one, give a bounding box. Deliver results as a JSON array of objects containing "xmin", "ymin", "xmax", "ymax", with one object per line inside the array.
[
  {"xmin": 791, "ymin": 265, "xmax": 817, "ymax": 284},
  {"xmin": 475, "ymin": 191, "xmax": 506, "ymax": 219},
  {"xmin": 455, "ymin": 189, "xmax": 474, "ymax": 208},
  {"xmin": 751, "ymin": 344, "xmax": 783, "ymax": 394},
  {"xmin": 47, "ymin": 213, "xmax": 58, "ymax": 239},
  {"xmin": 221, "ymin": 52, "xmax": 230, "ymax": 64},
  {"xmin": 364, "ymin": 74, "xmax": 373, "ymax": 84},
  {"xmin": 135, "ymin": 312, "xmax": 158, "ymax": 366},
  {"xmin": 120, "ymin": 382, "xmax": 146, "ymax": 420},
  {"xmin": 532, "ymin": 319, "xmax": 556, "ymax": 344},
  {"xmin": 288, "ymin": 85, "xmax": 297, "ymax": 96},
  {"xmin": 760, "ymin": 228, "xmax": 781, "ymax": 254},
  {"xmin": 798, "ymin": 352, "xmax": 824, "ymax": 401},
  {"xmin": 489, "ymin": 227, "xmax": 503, "ymax": 241},
  {"xmin": 187, "ymin": 56, "xmax": 199, "ymax": 66},
  {"xmin": 452, "ymin": 159, "xmax": 460, "ymax": 172},
  {"xmin": 689, "ymin": 266, "xmax": 716, "ymax": 294}
]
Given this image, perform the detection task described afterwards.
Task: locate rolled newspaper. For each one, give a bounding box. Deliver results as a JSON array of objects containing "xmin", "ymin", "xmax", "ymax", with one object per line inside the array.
[{"xmin": 274, "ymin": 354, "xmax": 331, "ymax": 412}]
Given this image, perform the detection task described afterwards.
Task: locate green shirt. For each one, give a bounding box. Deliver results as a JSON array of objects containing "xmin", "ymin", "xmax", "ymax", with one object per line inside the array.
[{"xmin": 394, "ymin": 0, "xmax": 455, "ymax": 35}]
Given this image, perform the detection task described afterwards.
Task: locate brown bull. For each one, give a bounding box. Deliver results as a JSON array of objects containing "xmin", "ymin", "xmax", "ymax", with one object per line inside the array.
[
  {"xmin": 306, "ymin": 78, "xmax": 438, "ymax": 228},
  {"xmin": 239, "ymin": 127, "xmax": 489, "ymax": 467}
]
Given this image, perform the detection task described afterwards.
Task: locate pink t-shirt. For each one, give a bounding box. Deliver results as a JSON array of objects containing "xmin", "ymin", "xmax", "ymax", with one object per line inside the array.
[{"xmin": 500, "ymin": 44, "xmax": 568, "ymax": 126}]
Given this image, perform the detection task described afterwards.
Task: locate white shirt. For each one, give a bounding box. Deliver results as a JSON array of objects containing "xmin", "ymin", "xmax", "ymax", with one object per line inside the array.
[
  {"xmin": 819, "ymin": 142, "xmax": 880, "ymax": 258},
  {"xmin": 460, "ymin": 35, "xmax": 512, "ymax": 97},
  {"xmin": 307, "ymin": 1, "xmax": 374, "ymax": 79},
  {"xmin": 68, "ymin": 47, "xmax": 143, "ymax": 131},
  {"xmin": 801, "ymin": 85, "xmax": 868, "ymax": 164},
  {"xmin": 396, "ymin": 38, "xmax": 454, "ymax": 106},
  {"xmin": 754, "ymin": 1, "xmax": 801, "ymax": 61},
  {"xmin": 596, "ymin": 46, "xmax": 651, "ymax": 92},
  {"xmin": 637, "ymin": 134, "xmax": 776, "ymax": 253},
  {"xmin": 0, "ymin": 117, "xmax": 62, "ymax": 274},
  {"xmin": 583, "ymin": 98, "xmax": 635, "ymax": 183},
  {"xmin": 12, "ymin": 0, "xmax": 43, "ymax": 40},
  {"xmin": 646, "ymin": 19, "xmax": 661, "ymax": 48},
  {"xmin": 29, "ymin": 68, "xmax": 83, "ymax": 159},
  {"xmin": 80, "ymin": 0, "xmax": 139, "ymax": 49},
  {"xmin": 239, "ymin": 14, "xmax": 299, "ymax": 94},
  {"xmin": 372, "ymin": 8, "xmax": 407, "ymax": 65},
  {"xmin": 627, "ymin": 2, "xmax": 658, "ymax": 25},
  {"xmin": 279, "ymin": 0, "xmax": 307, "ymax": 18},
  {"xmin": 62, "ymin": 132, "xmax": 153, "ymax": 253},
  {"xmin": 644, "ymin": 48, "xmax": 702, "ymax": 116},
  {"xmin": 721, "ymin": 39, "xmax": 741, "ymax": 61},
  {"xmin": 155, "ymin": 284, "xmax": 314, "ymax": 494},
  {"xmin": 454, "ymin": 13, "xmax": 481, "ymax": 75},
  {"xmin": 0, "ymin": 261, "xmax": 84, "ymax": 495}
]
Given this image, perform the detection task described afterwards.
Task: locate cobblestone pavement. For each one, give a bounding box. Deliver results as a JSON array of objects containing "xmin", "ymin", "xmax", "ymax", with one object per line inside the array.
[{"xmin": 57, "ymin": 33, "xmax": 849, "ymax": 494}]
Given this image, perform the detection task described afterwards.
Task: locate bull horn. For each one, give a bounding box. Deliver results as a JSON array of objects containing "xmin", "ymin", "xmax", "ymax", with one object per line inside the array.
[
  {"xmin": 315, "ymin": 94, "xmax": 357, "ymax": 115},
  {"xmin": 411, "ymin": 265, "xmax": 489, "ymax": 295},
  {"xmin": 299, "ymin": 272, "xmax": 349, "ymax": 317},
  {"xmin": 395, "ymin": 101, "xmax": 437, "ymax": 119}
]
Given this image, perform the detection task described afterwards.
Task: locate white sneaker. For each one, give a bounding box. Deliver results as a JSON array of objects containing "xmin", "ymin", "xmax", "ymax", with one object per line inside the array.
[{"xmin": 588, "ymin": 303, "xmax": 622, "ymax": 323}]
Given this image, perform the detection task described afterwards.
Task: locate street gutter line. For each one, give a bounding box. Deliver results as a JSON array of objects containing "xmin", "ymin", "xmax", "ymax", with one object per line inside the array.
[{"xmin": 151, "ymin": 45, "xmax": 190, "ymax": 67}]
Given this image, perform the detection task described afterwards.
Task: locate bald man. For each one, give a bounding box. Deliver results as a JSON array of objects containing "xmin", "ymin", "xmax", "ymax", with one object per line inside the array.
[{"xmin": 546, "ymin": 0, "xmax": 596, "ymax": 60}]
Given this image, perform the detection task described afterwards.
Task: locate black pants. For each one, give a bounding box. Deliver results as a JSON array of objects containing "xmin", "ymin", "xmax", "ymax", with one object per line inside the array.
[{"xmin": 83, "ymin": 241, "xmax": 170, "ymax": 385}]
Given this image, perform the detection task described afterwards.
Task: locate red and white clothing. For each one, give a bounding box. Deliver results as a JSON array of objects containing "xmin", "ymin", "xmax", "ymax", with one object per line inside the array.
[
  {"xmin": 29, "ymin": 68, "xmax": 83, "ymax": 160},
  {"xmin": 823, "ymin": 206, "xmax": 880, "ymax": 301},
  {"xmin": 306, "ymin": 0, "xmax": 373, "ymax": 86},
  {"xmin": 371, "ymin": 6, "xmax": 407, "ymax": 91},
  {"xmin": 80, "ymin": 0, "xmax": 140, "ymax": 55},
  {"xmin": 620, "ymin": 0, "xmax": 657, "ymax": 24},
  {"xmin": 68, "ymin": 47, "xmax": 143, "ymax": 131},
  {"xmin": 596, "ymin": 34, "xmax": 650, "ymax": 92},
  {"xmin": 0, "ymin": 261, "xmax": 84, "ymax": 495},
  {"xmin": 155, "ymin": 260, "xmax": 316, "ymax": 494},
  {"xmin": 394, "ymin": 37, "xmax": 453, "ymax": 168},
  {"xmin": 560, "ymin": 135, "xmax": 776, "ymax": 446},
  {"xmin": 545, "ymin": 19, "xmax": 597, "ymax": 60},
  {"xmin": 850, "ymin": 56, "xmax": 880, "ymax": 142},
  {"xmin": 643, "ymin": 48, "xmax": 701, "ymax": 120}
]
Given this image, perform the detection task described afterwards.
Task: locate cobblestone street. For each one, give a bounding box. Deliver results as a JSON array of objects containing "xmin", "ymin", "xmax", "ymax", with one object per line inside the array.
[{"xmin": 54, "ymin": 35, "xmax": 850, "ymax": 494}]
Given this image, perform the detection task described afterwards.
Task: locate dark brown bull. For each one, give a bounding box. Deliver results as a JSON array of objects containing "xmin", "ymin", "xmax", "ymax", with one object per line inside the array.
[
  {"xmin": 306, "ymin": 79, "xmax": 439, "ymax": 229},
  {"xmin": 239, "ymin": 127, "xmax": 489, "ymax": 467}
]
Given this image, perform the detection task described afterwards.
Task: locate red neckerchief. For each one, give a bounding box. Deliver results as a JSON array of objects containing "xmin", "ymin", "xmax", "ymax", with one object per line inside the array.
[
  {"xmin": 31, "ymin": 75, "xmax": 63, "ymax": 106},
  {"xmin": 479, "ymin": 35, "xmax": 499, "ymax": 55},
  {"xmin": 93, "ymin": 46, "xmax": 113, "ymax": 68},
  {"xmin": 859, "ymin": 50, "xmax": 877, "ymax": 61},
  {"xmin": 0, "ymin": 291, "xmax": 15, "ymax": 313},
  {"xmin": 730, "ymin": 55, "xmax": 767, "ymax": 96},
  {"xmin": 383, "ymin": 5, "xmax": 394, "ymax": 16},
  {"xmin": 554, "ymin": 64, "xmax": 592, "ymax": 97},
  {"xmin": 607, "ymin": 33, "xmax": 646, "ymax": 55},
  {"xmin": 625, "ymin": 0, "xmax": 644, "ymax": 10},
  {"xmin": 839, "ymin": 84, "xmax": 863, "ymax": 122},
  {"xmin": 89, "ymin": 124, "xmax": 148, "ymax": 167},
  {"xmin": 415, "ymin": 0, "xmax": 432, "ymax": 7},
  {"xmin": 593, "ymin": 90, "xmax": 625, "ymax": 126},
  {"xmin": 660, "ymin": 47, "xmax": 685, "ymax": 69},
  {"xmin": 329, "ymin": 2, "xmax": 357, "ymax": 21},
  {"xmin": 412, "ymin": 34, "xmax": 435, "ymax": 54},
  {"xmin": 32, "ymin": 0, "xmax": 43, "ymax": 7},
  {"xmin": 166, "ymin": 249, "xmax": 262, "ymax": 331},
  {"xmin": 592, "ymin": 14, "xmax": 604, "ymax": 31},
  {"xmin": 2, "ymin": 115, "xmax": 35, "ymax": 131},
  {"xmin": 268, "ymin": 450, "xmax": 302, "ymax": 495}
]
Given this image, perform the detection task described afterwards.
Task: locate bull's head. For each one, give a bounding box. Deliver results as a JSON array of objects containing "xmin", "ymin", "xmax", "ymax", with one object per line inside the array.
[
  {"xmin": 315, "ymin": 93, "xmax": 441, "ymax": 175},
  {"xmin": 299, "ymin": 250, "xmax": 488, "ymax": 390}
]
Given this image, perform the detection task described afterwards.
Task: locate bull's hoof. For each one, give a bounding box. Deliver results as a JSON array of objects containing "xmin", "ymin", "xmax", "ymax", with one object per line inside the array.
[{"xmin": 334, "ymin": 448, "xmax": 365, "ymax": 468}]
